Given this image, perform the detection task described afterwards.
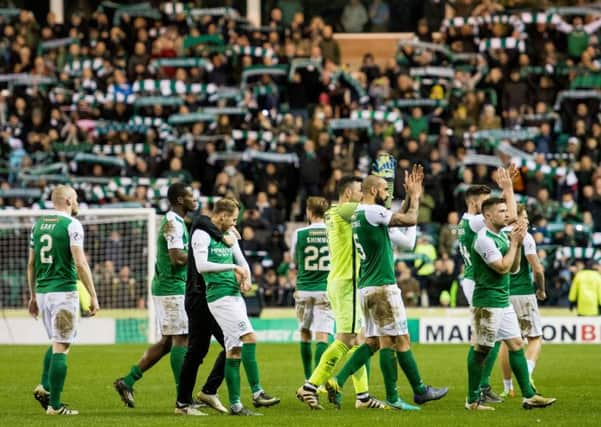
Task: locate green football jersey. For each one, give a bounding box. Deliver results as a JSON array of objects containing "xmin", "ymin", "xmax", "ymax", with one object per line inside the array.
[
  {"xmin": 351, "ymin": 204, "xmax": 396, "ymax": 288},
  {"xmin": 508, "ymin": 231, "xmax": 537, "ymax": 296},
  {"xmin": 202, "ymin": 232, "xmax": 241, "ymax": 303},
  {"xmin": 325, "ymin": 203, "xmax": 359, "ymax": 284},
  {"xmin": 30, "ymin": 212, "xmax": 83, "ymax": 293},
  {"xmin": 457, "ymin": 213, "xmax": 485, "ymax": 280},
  {"xmin": 472, "ymin": 227, "xmax": 511, "ymax": 308},
  {"xmin": 151, "ymin": 211, "xmax": 189, "ymax": 296},
  {"xmin": 293, "ymin": 223, "xmax": 329, "ymax": 292}
]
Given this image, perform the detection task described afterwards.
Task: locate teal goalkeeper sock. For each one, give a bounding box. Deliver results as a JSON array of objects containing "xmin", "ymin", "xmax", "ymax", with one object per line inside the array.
[
  {"xmin": 170, "ymin": 345, "xmax": 187, "ymax": 390},
  {"xmin": 123, "ymin": 365, "xmax": 143, "ymax": 388},
  {"xmin": 41, "ymin": 346, "xmax": 52, "ymax": 390},
  {"xmin": 336, "ymin": 344, "xmax": 374, "ymax": 388},
  {"xmin": 49, "ymin": 353, "xmax": 68, "ymax": 409},
  {"xmin": 314, "ymin": 342, "xmax": 328, "ymax": 372},
  {"xmin": 300, "ymin": 342, "xmax": 312, "ymax": 380},
  {"xmin": 379, "ymin": 348, "xmax": 399, "ymax": 402},
  {"xmin": 480, "ymin": 341, "xmax": 500, "ymax": 388},
  {"xmin": 396, "ymin": 349, "xmax": 427, "ymax": 395},
  {"xmin": 242, "ymin": 343, "xmax": 262, "ymax": 393},
  {"xmin": 509, "ymin": 349, "xmax": 535, "ymax": 398},
  {"xmin": 225, "ymin": 358, "xmax": 242, "ymax": 405}
]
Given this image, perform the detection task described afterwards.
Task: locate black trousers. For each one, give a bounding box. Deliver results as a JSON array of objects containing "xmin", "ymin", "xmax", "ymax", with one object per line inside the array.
[{"xmin": 177, "ymin": 292, "xmax": 226, "ymax": 403}]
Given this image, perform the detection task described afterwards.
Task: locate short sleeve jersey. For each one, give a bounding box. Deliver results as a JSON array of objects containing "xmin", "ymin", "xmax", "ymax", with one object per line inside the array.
[
  {"xmin": 30, "ymin": 211, "xmax": 84, "ymax": 293},
  {"xmin": 351, "ymin": 204, "xmax": 396, "ymax": 288},
  {"xmin": 151, "ymin": 211, "xmax": 189, "ymax": 296},
  {"xmin": 325, "ymin": 203, "xmax": 359, "ymax": 284},
  {"xmin": 458, "ymin": 213, "xmax": 486, "ymax": 280},
  {"xmin": 292, "ymin": 223, "xmax": 329, "ymax": 292},
  {"xmin": 472, "ymin": 227, "xmax": 511, "ymax": 308}
]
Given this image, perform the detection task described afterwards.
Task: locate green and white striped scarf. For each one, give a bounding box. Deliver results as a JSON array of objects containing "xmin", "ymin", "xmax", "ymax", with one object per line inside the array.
[
  {"xmin": 232, "ymin": 129, "xmax": 273, "ymax": 142},
  {"xmin": 132, "ymin": 79, "xmax": 217, "ymax": 96},
  {"xmin": 351, "ymin": 110, "xmax": 403, "ymax": 132},
  {"xmin": 168, "ymin": 112, "xmax": 217, "ymax": 125},
  {"xmin": 149, "ymin": 57, "xmax": 214, "ymax": 73},
  {"xmin": 478, "ymin": 37, "xmax": 526, "ymax": 52}
]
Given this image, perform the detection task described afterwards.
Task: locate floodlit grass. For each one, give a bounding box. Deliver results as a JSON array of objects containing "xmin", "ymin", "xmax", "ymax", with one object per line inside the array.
[{"xmin": 1, "ymin": 343, "xmax": 599, "ymax": 426}]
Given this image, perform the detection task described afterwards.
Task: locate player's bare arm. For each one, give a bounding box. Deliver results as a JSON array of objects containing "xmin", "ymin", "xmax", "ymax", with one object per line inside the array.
[
  {"xmin": 164, "ymin": 220, "xmax": 188, "ymax": 265},
  {"xmin": 527, "ymin": 253, "xmax": 546, "ymax": 300},
  {"xmin": 71, "ymin": 245, "xmax": 99, "ymax": 316},
  {"xmin": 27, "ymin": 247, "xmax": 38, "ymax": 319}
]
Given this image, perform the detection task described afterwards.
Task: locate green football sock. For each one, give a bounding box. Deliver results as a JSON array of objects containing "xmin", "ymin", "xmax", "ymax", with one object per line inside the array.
[
  {"xmin": 396, "ymin": 349, "xmax": 426, "ymax": 395},
  {"xmin": 170, "ymin": 345, "xmax": 187, "ymax": 390},
  {"xmin": 123, "ymin": 364, "xmax": 143, "ymax": 388},
  {"xmin": 49, "ymin": 353, "xmax": 67, "ymax": 409},
  {"xmin": 509, "ymin": 349, "xmax": 535, "ymax": 398},
  {"xmin": 225, "ymin": 358, "xmax": 242, "ymax": 405},
  {"xmin": 467, "ymin": 347, "xmax": 483, "ymax": 404},
  {"xmin": 241, "ymin": 343, "xmax": 262, "ymax": 393},
  {"xmin": 41, "ymin": 346, "xmax": 52, "ymax": 390},
  {"xmin": 379, "ymin": 348, "xmax": 399, "ymax": 402},
  {"xmin": 308, "ymin": 340, "xmax": 349, "ymax": 386},
  {"xmin": 365, "ymin": 353, "xmax": 372, "ymax": 380},
  {"xmin": 336, "ymin": 344, "xmax": 373, "ymax": 389},
  {"xmin": 480, "ymin": 341, "xmax": 500, "ymax": 388},
  {"xmin": 314, "ymin": 342, "xmax": 328, "ymax": 370},
  {"xmin": 300, "ymin": 342, "xmax": 312, "ymax": 380}
]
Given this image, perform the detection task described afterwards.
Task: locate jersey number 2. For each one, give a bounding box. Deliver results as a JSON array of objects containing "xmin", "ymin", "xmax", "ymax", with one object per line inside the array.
[{"xmin": 40, "ymin": 234, "xmax": 53, "ymax": 264}]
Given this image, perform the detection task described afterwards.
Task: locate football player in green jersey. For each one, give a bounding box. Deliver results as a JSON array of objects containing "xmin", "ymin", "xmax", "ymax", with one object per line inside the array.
[
  {"xmin": 28, "ymin": 185, "xmax": 99, "ymax": 415},
  {"xmin": 499, "ymin": 205, "xmax": 546, "ymax": 398},
  {"xmin": 291, "ymin": 197, "xmax": 334, "ymax": 380},
  {"xmin": 467, "ymin": 198, "xmax": 555, "ymax": 410},
  {"xmin": 193, "ymin": 198, "xmax": 280, "ymax": 416},
  {"xmin": 114, "ymin": 183, "xmax": 196, "ymax": 410},
  {"xmin": 297, "ymin": 176, "xmax": 386, "ymax": 410},
  {"xmin": 458, "ymin": 166, "xmax": 518, "ymax": 404},
  {"xmin": 327, "ymin": 170, "xmax": 449, "ymax": 408}
]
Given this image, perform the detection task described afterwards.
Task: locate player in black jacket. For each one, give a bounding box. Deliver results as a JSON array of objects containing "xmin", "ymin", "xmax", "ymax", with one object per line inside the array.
[{"xmin": 175, "ymin": 215, "xmax": 230, "ymax": 414}]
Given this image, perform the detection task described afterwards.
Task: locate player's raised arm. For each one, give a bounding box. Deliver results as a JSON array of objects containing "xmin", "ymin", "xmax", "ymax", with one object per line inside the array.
[
  {"xmin": 496, "ymin": 166, "xmax": 517, "ymax": 224},
  {"xmin": 389, "ymin": 165, "xmax": 423, "ymax": 227}
]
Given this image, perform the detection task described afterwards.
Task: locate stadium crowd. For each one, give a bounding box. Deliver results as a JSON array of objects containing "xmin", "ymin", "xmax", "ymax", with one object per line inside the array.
[{"xmin": 1, "ymin": 1, "xmax": 601, "ymax": 310}]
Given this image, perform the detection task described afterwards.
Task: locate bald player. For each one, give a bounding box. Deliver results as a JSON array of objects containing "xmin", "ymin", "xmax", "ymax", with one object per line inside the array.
[{"xmin": 29, "ymin": 186, "xmax": 99, "ymax": 415}]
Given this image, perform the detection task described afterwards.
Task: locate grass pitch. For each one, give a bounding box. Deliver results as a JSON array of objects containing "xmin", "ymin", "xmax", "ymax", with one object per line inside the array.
[{"xmin": 1, "ymin": 344, "xmax": 599, "ymax": 426}]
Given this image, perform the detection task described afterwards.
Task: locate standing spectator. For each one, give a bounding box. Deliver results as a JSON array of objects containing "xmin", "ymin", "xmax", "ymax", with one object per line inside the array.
[
  {"xmin": 299, "ymin": 140, "xmax": 320, "ymax": 218},
  {"xmin": 438, "ymin": 211, "xmax": 459, "ymax": 257},
  {"xmin": 341, "ymin": 0, "xmax": 369, "ymax": 33},
  {"xmin": 369, "ymin": 0, "xmax": 390, "ymax": 32},
  {"xmin": 397, "ymin": 261, "xmax": 420, "ymax": 307},
  {"xmin": 319, "ymin": 25, "xmax": 340, "ymax": 65},
  {"xmin": 568, "ymin": 261, "xmax": 601, "ymax": 316}
]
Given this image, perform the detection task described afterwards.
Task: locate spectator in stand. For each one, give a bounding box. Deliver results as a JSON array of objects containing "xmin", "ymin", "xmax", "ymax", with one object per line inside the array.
[
  {"xmin": 569, "ymin": 261, "xmax": 601, "ymax": 316},
  {"xmin": 438, "ymin": 211, "xmax": 459, "ymax": 257},
  {"xmin": 369, "ymin": 0, "xmax": 390, "ymax": 32},
  {"xmin": 319, "ymin": 25, "xmax": 340, "ymax": 65},
  {"xmin": 396, "ymin": 261, "xmax": 420, "ymax": 307},
  {"xmin": 341, "ymin": 0, "xmax": 369, "ymax": 33}
]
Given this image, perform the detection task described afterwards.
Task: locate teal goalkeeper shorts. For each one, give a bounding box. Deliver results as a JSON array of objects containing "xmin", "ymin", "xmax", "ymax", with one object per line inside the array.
[{"xmin": 327, "ymin": 279, "xmax": 362, "ymax": 334}]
